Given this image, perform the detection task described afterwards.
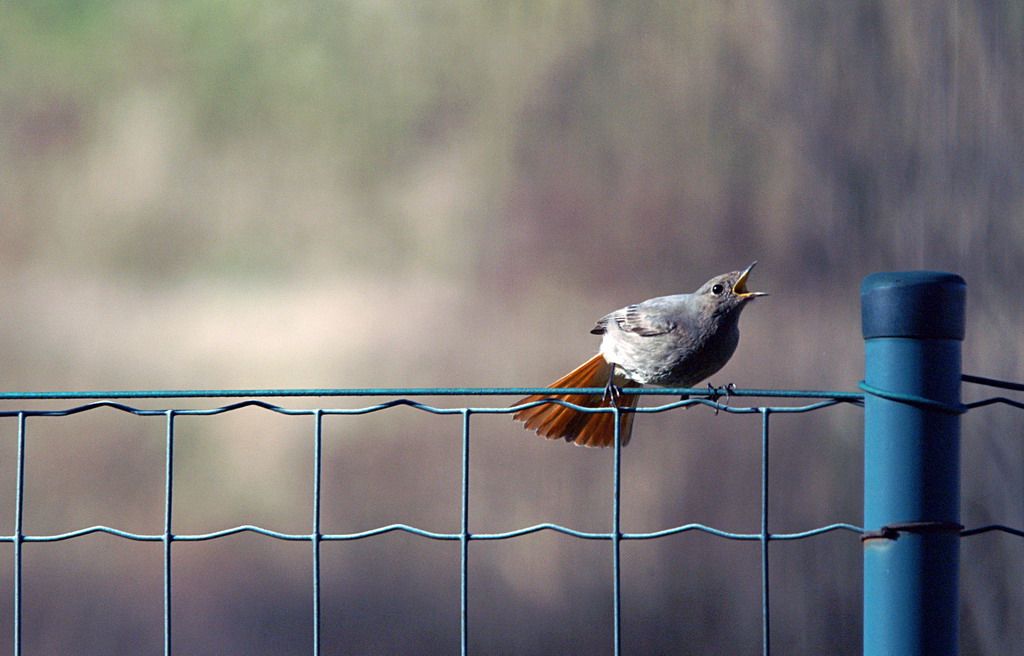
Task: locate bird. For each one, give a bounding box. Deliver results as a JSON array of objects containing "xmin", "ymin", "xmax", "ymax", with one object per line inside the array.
[{"xmin": 513, "ymin": 262, "xmax": 767, "ymax": 447}]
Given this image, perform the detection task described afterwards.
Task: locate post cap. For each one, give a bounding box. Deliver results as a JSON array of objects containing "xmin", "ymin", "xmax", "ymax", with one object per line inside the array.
[{"xmin": 861, "ymin": 271, "xmax": 966, "ymax": 340}]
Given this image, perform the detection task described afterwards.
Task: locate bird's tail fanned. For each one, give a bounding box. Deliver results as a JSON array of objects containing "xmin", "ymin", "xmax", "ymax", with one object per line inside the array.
[{"xmin": 512, "ymin": 354, "xmax": 640, "ymax": 448}]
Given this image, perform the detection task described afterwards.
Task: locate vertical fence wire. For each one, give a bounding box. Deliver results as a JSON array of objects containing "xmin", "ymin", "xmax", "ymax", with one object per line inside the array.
[
  {"xmin": 460, "ymin": 409, "xmax": 471, "ymax": 656},
  {"xmin": 13, "ymin": 413, "xmax": 25, "ymax": 656},
  {"xmin": 760, "ymin": 408, "xmax": 771, "ymax": 656},
  {"xmin": 612, "ymin": 406, "xmax": 623, "ymax": 656},
  {"xmin": 312, "ymin": 410, "xmax": 323, "ymax": 656},
  {"xmin": 163, "ymin": 410, "xmax": 175, "ymax": 656}
]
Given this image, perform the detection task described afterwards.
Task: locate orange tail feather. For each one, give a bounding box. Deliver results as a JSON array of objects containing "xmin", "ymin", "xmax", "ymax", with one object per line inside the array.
[{"xmin": 513, "ymin": 354, "xmax": 640, "ymax": 448}]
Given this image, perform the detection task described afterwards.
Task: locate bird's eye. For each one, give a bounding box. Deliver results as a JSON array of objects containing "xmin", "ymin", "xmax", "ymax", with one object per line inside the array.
[{"xmin": 711, "ymin": 283, "xmax": 725, "ymax": 295}]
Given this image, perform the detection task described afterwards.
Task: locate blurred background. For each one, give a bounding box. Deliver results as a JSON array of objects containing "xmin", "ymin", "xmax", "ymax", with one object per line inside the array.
[{"xmin": 1, "ymin": 1, "xmax": 1022, "ymax": 654}]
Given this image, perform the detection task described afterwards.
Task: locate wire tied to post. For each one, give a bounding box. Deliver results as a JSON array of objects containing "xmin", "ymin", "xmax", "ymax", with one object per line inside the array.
[
  {"xmin": 857, "ymin": 381, "xmax": 967, "ymax": 415},
  {"xmin": 860, "ymin": 521, "xmax": 965, "ymax": 542}
]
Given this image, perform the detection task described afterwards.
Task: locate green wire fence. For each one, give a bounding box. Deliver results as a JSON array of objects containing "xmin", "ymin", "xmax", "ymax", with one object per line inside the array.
[{"xmin": 1, "ymin": 381, "xmax": 1020, "ymax": 655}]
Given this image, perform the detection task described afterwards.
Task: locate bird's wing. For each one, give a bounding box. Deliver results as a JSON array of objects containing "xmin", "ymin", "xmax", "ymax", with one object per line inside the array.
[{"xmin": 592, "ymin": 301, "xmax": 677, "ymax": 337}]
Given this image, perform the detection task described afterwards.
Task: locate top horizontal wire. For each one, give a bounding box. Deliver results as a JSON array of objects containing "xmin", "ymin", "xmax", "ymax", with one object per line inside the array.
[
  {"xmin": 961, "ymin": 374, "xmax": 1024, "ymax": 392},
  {"xmin": 1, "ymin": 391, "xmax": 1020, "ymax": 417},
  {"xmin": 0, "ymin": 396, "xmax": 856, "ymax": 418},
  {"xmin": 0, "ymin": 373, "xmax": 1017, "ymax": 409},
  {"xmin": 0, "ymin": 386, "xmax": 862, "ymax": 401}
]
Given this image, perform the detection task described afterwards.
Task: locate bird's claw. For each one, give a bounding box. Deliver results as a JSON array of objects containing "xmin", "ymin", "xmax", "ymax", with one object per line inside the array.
[
  {"xmin": 603, "ymin": 381, "xmax": 623, "ymax": 408},
  {"xmin": 602, "ymin": 362, "xmax": 624, "ymax": 408},
  {"xmin": 707, "ymin": 382, "xmax": 736, "ymax": 415}
]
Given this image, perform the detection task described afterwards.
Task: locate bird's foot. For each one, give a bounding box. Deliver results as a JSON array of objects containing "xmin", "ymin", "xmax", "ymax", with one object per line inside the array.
[
  {"xmin": 602, "ymin": 362, "xmax": 623, "ymax": 408},
  {"xmin": 707, "ymin": 382, "xmax": 736, "ymax": 415},
  {"xmin": 603, "ymin": 381, "xmax": 623, "ymax": 408}
]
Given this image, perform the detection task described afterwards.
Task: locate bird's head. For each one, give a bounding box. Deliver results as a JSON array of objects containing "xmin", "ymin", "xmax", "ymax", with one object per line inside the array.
[{"xmin": 695, "ymin": 261, "xmax": 768, "ymax": 317}]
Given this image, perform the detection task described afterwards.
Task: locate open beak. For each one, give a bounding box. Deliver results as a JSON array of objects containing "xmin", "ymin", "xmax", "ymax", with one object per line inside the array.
[{"xmin": 733, "ymin": 261, "xmax": 768, "ymax": 298}]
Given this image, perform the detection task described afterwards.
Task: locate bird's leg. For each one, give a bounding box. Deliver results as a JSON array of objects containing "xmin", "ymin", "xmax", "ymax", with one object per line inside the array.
[
  {"xmin": 704, "ymin": 382, "xmax": 721, "ymax": 414},
  {"xmin": 602, "ymin": 362, "xmax": 623, "ymax": 408}
]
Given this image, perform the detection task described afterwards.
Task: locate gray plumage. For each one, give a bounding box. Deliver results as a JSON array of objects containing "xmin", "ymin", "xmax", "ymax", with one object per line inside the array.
[
  {"xmin": 513, "ymin": 262, "xmax": 766, "ymax": 447},
  {"xmin": 594, "ymin": 266, "xmax": 766, "ymax": 386}
]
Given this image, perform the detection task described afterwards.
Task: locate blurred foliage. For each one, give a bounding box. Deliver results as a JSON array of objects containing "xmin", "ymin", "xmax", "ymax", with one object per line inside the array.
[
  {"xmin": 3, "ymin": 2, "xmax": 1022, "ymax": 284},
  {"xmin": 1, "ymin": 1, "xmax": 1022, "ymax": 654}
]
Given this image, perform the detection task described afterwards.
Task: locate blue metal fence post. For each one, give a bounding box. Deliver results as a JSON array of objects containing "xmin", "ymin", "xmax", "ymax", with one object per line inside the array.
[{"xmin": 861, "ymin": 271, "xmax": 965, "ymax": 656}]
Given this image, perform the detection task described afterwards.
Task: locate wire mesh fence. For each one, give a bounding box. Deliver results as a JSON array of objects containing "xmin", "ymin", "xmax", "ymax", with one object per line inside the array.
[{"xmin": 2, "ymin": 380, "xmax": 1020, "ymax": 655}]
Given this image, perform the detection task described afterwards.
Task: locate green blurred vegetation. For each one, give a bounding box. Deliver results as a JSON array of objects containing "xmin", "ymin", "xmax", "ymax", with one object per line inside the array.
[
  {"xmin": 4, "ymin": 1, "xmax": 1022, "ymax": 288},
  {"xmin": 1, "ymin": 1, "xmax": 1022, "ymax": 654}
]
